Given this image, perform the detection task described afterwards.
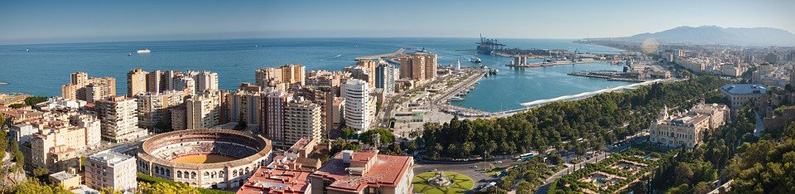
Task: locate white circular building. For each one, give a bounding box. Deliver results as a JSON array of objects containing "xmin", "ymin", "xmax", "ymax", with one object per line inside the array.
[{"xmin": 136, "ymin": 129, "xmax": 272, "ymax": 189}]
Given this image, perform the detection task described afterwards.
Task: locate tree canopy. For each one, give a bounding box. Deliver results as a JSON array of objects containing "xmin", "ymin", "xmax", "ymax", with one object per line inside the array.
[
  {"xmin": 420, "ymin": 76, "xmax": 728, "ymax": 159},
  {"xmin": 24, "ymin": 96, "xmax": 48, "ymax": 106},
  {"xmin": 360, "ymin": 128, "xmax": 395, "ymax": 146},
  {"xmin": 726, "ymin": 120, "xmax": 795, "ymax": 193}
]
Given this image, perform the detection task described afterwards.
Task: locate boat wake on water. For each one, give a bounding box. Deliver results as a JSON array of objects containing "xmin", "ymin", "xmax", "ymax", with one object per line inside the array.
[{"xmin": 326, "ymin": 54, "xmax": 342, "ymax": 59}]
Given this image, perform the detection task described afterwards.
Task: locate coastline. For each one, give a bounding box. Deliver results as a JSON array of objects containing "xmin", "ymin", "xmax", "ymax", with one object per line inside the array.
[{"xmin": 437, "ymin": 41, "xmax": 645, "ymax": 116}]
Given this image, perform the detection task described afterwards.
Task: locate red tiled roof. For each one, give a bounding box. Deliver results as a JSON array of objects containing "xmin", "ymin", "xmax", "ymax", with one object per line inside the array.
[
  {"xmin": 237, "ymin": 166, "xmax": 311, "ymax": 194},
  {"xmin": 310, "ymin": 151, "xmax": 413, "ymax": 193}
]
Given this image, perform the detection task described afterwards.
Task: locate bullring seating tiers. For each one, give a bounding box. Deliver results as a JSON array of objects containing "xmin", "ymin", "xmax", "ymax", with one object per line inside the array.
[
  {"xmin": 151, "ymin": 141, "xmax": 258, "ymax": 160},
  {"xmin": 136, "ymin": 129, "xmax": 273, "ymax": 189},
  {"xmin": 137, "ymin": 129, "xmax": 272, "ymax": 169}
]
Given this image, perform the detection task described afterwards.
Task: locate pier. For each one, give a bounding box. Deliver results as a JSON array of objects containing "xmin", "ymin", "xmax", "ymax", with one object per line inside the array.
[
  {"xmin": 506, "ymin": 57, "xmax": 603, "ymax": 68},
  {"xmin": 430, "ymin": 69, "xmax": 490, "ymax": 116},
  {"xmin": 355, "ymin": 48, "xmax": 406, "ymax": 60},
  {"xmin": 567, "ymin": 70, "xmax": 645, "ymax": 82}
]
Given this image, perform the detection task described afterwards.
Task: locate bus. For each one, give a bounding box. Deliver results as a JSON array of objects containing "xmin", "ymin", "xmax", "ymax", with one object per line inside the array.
[{"xmin": 516, "ymin": 153, "xmax": 534, "ymax": 161}]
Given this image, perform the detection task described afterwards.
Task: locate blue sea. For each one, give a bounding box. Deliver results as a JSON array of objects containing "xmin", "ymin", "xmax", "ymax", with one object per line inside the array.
[{"xmin": 0, "ymin": 38, "xmax": 628, "ymax": 112}]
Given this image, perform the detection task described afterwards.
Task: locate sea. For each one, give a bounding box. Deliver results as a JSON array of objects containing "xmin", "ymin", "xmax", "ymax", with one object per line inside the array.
[{"xmin": 0, "ymin": 38, "xmax": 630, "ymax": 112}]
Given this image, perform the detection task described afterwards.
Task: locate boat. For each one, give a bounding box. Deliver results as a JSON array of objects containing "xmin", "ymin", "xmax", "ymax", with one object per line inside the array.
[
  {"xmin": 136, "ymin": 49, "xmax": 151, "ymax": 54},
  {"xmin": 26, "ymin": 48, "xmax": 30, "ymax": 52},
  {"xmin": 128, "ymin": 53, "xmax": 132, "ymax": 56},
  {"xmin": 449, "ymin": 97, "xmax": 464, "ymax": 101},
  {"xmin": 0, "ymin": 82, "xmax": 8, "ymax": 85},
  {"xmin": 470, "ymin": 57, "xmax": 481, "ymax": 63}
]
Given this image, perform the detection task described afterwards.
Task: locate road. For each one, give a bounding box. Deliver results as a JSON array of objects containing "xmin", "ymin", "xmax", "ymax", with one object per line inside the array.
[
  {"xmin": 376, "ymin": 71, "xmax": 453, "ymax": 128},
  {"xmin": 379, "ymin": 68, "xmax": 486, "ymax": 134}
]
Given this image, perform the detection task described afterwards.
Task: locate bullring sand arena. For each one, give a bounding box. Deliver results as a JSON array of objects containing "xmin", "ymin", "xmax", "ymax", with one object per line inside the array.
[
  {"xmin": 171, "ymin": 154, "xmax": 238, "ymax": 164},
  {"xmin": 136, "ymin": 129, "xmax": 272, "ymax": 189}
]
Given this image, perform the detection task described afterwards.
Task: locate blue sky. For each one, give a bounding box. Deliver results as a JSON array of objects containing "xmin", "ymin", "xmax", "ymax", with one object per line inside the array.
[{"xmin": 1, "ymin": 0, "xmax": 794, "ymax": 44}]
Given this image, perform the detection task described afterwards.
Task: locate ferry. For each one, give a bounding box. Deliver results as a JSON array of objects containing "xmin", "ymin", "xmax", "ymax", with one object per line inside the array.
[{"xmin": 137, "ymin": 49, "xmax": 151, "ymax": 54}]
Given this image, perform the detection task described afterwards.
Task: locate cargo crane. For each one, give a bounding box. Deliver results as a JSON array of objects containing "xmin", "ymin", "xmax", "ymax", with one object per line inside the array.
[{"xmin": 477, "ymin": 34, "xmax": 506, "ymax": 54}]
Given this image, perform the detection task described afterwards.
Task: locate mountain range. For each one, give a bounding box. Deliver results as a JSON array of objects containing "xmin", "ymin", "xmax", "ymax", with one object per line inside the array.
[{"xmin": 591, "ymin": 26, "xmax": 795, "ymax": 47}]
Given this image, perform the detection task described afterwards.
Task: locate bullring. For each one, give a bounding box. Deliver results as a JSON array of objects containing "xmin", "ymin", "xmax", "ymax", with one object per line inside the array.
[{"xmin": 136, "ymin": 129, "xmax": 272, "ymax": 189}]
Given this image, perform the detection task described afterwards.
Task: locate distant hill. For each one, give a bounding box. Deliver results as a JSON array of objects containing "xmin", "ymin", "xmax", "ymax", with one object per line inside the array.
[{"xmin": 594, "ymin": 26, "xmax": 795, "ymax": 46}]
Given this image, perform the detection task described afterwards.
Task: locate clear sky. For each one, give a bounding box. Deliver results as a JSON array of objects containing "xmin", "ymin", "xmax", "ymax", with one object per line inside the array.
[{"xmin": 1, "ymin": 0, "xmax": 794, "ymax": 45}]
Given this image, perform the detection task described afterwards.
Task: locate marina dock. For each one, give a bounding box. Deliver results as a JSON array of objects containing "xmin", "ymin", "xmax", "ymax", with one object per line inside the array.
[
  {"xmin": 567, "ymin": 70, "xmax": 646, "ymax": 82},
  {"xmin": 506, "ymin": 59, "xmax": 603, "ymax": 68},
  {"xmin": 430, "ymin": 69, "xmax": 491, "ymax": 116}
]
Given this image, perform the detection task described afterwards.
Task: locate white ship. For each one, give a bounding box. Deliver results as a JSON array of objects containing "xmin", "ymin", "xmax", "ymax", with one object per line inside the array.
[{"xmin": 136, "ymin": 49, "xmax": 151, "ymax": 54}]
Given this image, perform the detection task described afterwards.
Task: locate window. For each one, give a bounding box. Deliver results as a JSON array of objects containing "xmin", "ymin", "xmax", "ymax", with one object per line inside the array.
[{"xmin": 365, "ymin": 187, "xmax": 378, "ymax": 194}]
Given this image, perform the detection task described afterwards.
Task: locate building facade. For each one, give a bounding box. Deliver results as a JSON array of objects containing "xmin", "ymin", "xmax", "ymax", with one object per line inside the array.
[
  {"xmin": 128, "ymin": 68, "xmax": 149, "ymax": 96},
  {"xmin": 283, "ymin": 100, "xmax": 322, "ymax": 147},
  {"xmin": 70, "ymin": 114, "xmax": 102, "ymax": 149},
  {"xmin": 261, "ymin": 90, "xmax": 289, "ymax": 146},
  {"xmin": 650, "ymin": 103, "xmax": 729, "ymax": 148},
  {"xmin": 721, "ymin": 84, "xmax": 767, "ymax": 109},
  {"xmin": 255, "ymin": 64, "xmax": 305, "ymax": 90},
  {"xmin": 85, "ymin": 150, "xmax": 138, "ymax": 192},
  {"xmin": 349, "ymin": 66, "xmax": 373, "ymax": 89},
  {"xmin": 354, "ymin": 60, "xmax": 377, "ymax": 89},
  {"xmin": 185, "ymin": 90, "xmax": 223, "ymax": 129},
  {"xmin": 375, "ymin": 62, "xmax": 395, "ymax": 95},
  {"xmin": 128, "ymin": 69, "xmax": 219, "ymax": 96},
  {"xmin": 135, "ymin": 91, "xmax": 186, "ymax": 129},
  {"xmin": 96, "ymin": 96, "xmax": 147, "ymax": 142},
  {"xmin": 62, "ymin": 72, "xmax": 116, "ymax": 102},
  {"xmin": 227, "ymin": 88, "xmax": 262, "ymax": 128},
  {"xmin": 342, "ymin": 79, "xmax": 373, "ymax": 132},
  {"xmin": 398, "ymin": 51, "xmax": 437, "ymax": 83}
]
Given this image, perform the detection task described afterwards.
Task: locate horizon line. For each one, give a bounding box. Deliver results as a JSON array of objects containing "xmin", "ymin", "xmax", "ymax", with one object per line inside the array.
[{"xmin": 0, "ymin": 36, "xmax": 594, "ymax": 47}]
